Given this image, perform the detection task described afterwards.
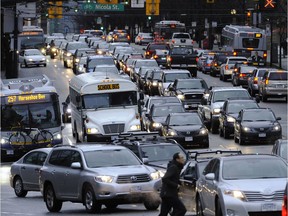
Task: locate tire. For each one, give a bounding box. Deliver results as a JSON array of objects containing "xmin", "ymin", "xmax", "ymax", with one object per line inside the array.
[
  {"xmin": 196, "ymin": 196, "xmax": 204, "ymax": 216},
  {"xmin": 24, "ymin": 60, "xmax": 28, "ymax": 68},
  {"xmin": 64, "ymin": 61, "xmax": 67, "ymax": 68},
  {"xmin": 211, "ymin": 120, "xmax": 218, "ymax": 134},
  {"xmin": 144, "ymin": 200, "xmax": 160, "ymax": 210},
  {"xmin": 9, "ymin": 132, "xmax": 26, "ymax": 146},
  {"xmin": 223, "ymin": 127, "xmax": 230, "ymax": 139},
  {"xmin": 35, "ymin": 130, "xmax": 53, "ymax": 145},
  {"xmin": 83, "ymin": 185, "xmax": 101, "ymax": 213},
  {"xmin": 215, "ymin": 198, "xmax": 223, "ymax": 216},
  {"xmin": 45, "ymin": 184, "xmax": 62, "ymax": 212},
  {"xmin": 14, "ymin": 177, "xmax": 28, "ymax": 197}
]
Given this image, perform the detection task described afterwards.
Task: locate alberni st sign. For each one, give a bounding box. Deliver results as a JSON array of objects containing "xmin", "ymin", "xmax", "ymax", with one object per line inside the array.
[{"xmin": 81, "ymin": 3, "xmax": 124, "ymax": 12}]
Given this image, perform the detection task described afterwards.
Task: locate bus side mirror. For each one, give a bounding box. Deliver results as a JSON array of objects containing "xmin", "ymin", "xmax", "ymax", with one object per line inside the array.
[
  {"xmin": 76, "ymin": 95, "xmax": 81, "ymax": 103},
  {"xmin": 139, "ymin": 92, "xmax": 144, "ymax": 100}
]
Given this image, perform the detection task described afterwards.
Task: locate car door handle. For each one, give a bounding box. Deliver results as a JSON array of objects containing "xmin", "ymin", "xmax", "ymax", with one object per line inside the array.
[
  {"xmin": 65, "ymin": 171, "xmax": 69, "ymax": 176},
  {"xmin": 35, "ymin": 168, "xmax": 40, "ymax": 172},
  {"xmin": 21, "ymin": 166, "xmax": 26, "ymax": 170},
  {"xmin": 51, "ymin": 170, "xmax": 56, "ymax": 175}
]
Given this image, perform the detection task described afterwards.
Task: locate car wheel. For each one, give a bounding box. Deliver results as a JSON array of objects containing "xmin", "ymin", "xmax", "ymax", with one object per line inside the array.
[
  {"xmin": 223, "ymin": 127, "xmax": 230, "ymax": 139},
  {"xmin": 239, "ymin": 135, "xmax": 245, "ymax": 145},
  {"xmin": 14, "ymin": 177, "xmax": 28, "ymax": 197},
  {"xmin": 83, "ymin": 185, "xmax": 101, "ymax": 213},
  {"xmin": 45, "ymin": 184, "xmax": 62, "ymax": 212},
  {"xmin": 215, "ymin": 198, "xmax": 222, "ymax": 216},
  {"xmin": 105, "ymin": 203, "xmax": 118, "ymax": 210},
  {"xmin": 234, "ymin": 134, "xmax": 239, "ymax": 143},
  {"xmin": 144, "ymin": 200, "xmax": 160, "ymax": 210},
  {"xmin": 211, "ymin": 120, "xmax": 218, "ymax": 134},
  {"xmin": 196, "ymin": 196, "xmax": 204, "ymax": 216},
  {"xmin": 20, "ymin": 63, "xmax": 24, "ymax": 68}
]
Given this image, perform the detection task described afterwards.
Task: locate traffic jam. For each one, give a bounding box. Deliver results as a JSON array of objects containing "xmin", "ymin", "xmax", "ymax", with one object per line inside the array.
[{"xmin": 1, "ymin": 17, "xmax": 287, "ymax": 216}]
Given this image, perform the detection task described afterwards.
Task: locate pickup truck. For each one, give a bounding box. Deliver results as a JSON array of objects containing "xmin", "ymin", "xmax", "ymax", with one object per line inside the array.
[
  {"xmin": 169, "ymin": 32, "xmax": 193, "ymax": 46},
  {"xmin": 166, "ymin": 45, "xmax": 198, "ymax": 77}
]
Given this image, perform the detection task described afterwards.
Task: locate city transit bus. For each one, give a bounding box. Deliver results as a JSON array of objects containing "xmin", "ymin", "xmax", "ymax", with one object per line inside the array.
[
  {"xmin": 0, "ymin": 75, "xmax": 63, "ymax": 159},
  {"xmin": 221, "ymin": 25, "xmax": 267, "ymax": 66},
  {"xmin": 69, "ymin": 72, "xmax": 143, "ymax": 142},
  {"xmin": 154, "ymin": 20, "xmax": 186, "ymax": 42}
]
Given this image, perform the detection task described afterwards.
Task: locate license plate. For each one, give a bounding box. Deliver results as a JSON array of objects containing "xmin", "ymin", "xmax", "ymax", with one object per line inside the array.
[
  {"xmin": 130, "ymin": 186, "xmax": 142, "ymax": 193},
  {"xmin": 161, "ymin": 58, "xmax": 166, "ymax": 60},
  {"xmin": 262, "ymin": 203, "xmax": 276, "ymax": 211},
  {"xmin": 181, "ymin": 64, "xmax": 187, "ymax": 67},
  {"xmin": 185, "ymin": 137, "xmax": 193, "ymax": 141},
  {"xmin": 6, "ymin": 150, "xmax": 14, "ymax": 155},
  {"xmin": 259, "ymin": 133, "xmax": 266, "ymax": 137}
]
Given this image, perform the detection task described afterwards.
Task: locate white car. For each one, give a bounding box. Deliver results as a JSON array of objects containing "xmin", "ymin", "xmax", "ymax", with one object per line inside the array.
[
  {"xmin": 219, "ymin": 56, "xmax": 247, "ymax": 81},
  {"xmin": 19, "ymin": 49, "xmax": 47, "ymax": 68},
  {"xmin": 196, "ymin": 154, "xmax": 287, "ymax": 216}
]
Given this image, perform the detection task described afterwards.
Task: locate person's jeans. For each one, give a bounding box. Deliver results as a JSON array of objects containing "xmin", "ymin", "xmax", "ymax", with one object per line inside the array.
[{"xmin": 158, "ymin": 196, "xmax": 187, "ymax": 216}]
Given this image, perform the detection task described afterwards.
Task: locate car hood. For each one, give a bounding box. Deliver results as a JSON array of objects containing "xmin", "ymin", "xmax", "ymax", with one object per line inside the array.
[
  {"xmin": 178, "ymin": 89, "xmax": 205, "ymax": 94},
  {"xmin": 212, "ymin": 101, "xmax": 225, "ymax": 109},
  {"xmin": 152, "ymin": 116, "xmax": 167, "ymax": 124},
  {"xmin": 25, "ymin": 55, "xmax": 45, "ymax": 60},
  {"xmin": 88, "ymin": 164, "xmax": 156, "ymax": 175},
  {"xmin": 67, "ymin": 49, "xmax": 77, "ymax": 55},
  {"xmin": 223, "ymin": 178, "xmax": 287, "ymax": 194},
  {"xmin": 170, "ymin": 125, "xmax": 202, "ymax": 131},
  {"xmin": 86, "ymin": 108, "xmax": 136, "ymax": 125},
  {"xmin": 146, "ymin": 160, "xmax": 168, "ymax": 170},
  {"xmin": 227, "ymin": 113, "xmax": 238, "ymax": 119},
  {"xmin": 241, "ymin": 121, "xmax": 278, "ymax": 127}
]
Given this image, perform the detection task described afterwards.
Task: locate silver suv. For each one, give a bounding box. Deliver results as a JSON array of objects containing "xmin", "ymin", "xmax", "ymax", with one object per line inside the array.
[{"xmin": 39, "ymin": 144, "xmax": 162, "ymax": 213}]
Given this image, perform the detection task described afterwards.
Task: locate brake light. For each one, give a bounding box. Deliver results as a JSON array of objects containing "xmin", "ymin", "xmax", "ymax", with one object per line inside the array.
[
  {"xmin": 207, "ymin": 63, "xmax": 211, "ymax": 67},
  {"xmin": 127, "ymin": 35, "xmax": 130, "ymax": 40},
  {"xmin": 225, "ymin": 65, "xmax": 228, "ymax": 70},
  {"xmin": 172, "ymin": 40, "xmax": 175, "ymax": 43},
  {"xmin": 153, "ymin": 55, "xmax": 159, "ymax": 59},
  {"xmin": 253, "ymin": 77, "xmax": 258, "ymax": 84},
  {"xmin": 263, "ymin": 52, "xmax": 267, "ymax": 59},
  {"xmin": 146, "ymin": 51, "xmax": 150, "ymax": 56},
  {"xmin": 282, "ymin": 194, "xmax": 287, "ymax": 216},
  {"xmin": 167, "ymin": 56, "xmax": 172, "ymax": 62},
  {"xmin": 196, "ymin": 57, "xmax": 199, "ymax": 62},
  {"xmin": 239, "ymin": 73, "xmax": 246, "ymax": 77},
  {"xmin": 214, "ymin": 63, "xmax": 217, "ymax": 66},
  {"xmin": 233, "ymin": 51, "xmax": 237, "ymax": 56}
]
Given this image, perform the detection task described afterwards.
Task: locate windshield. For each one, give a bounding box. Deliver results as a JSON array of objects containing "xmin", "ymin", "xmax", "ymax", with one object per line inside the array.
[
  {"xmin": 240, "ymin": 67, "xmax": 256, "ymax": 73},
  {"xmin": 149, "ymin": 98, "xmax": 180, "ymax": 109},
  {"xmin": 21, "ymin": 37, "xmax": 45, "ymax": 49},
  {"xmin": 82, "ymin": 91, "xmax": 137, "ymax": 109},
  {"xmin": 1, "ymin": 100, "xmax": 61, "ymax": 130},
  {"xmin": 242, "ymin": 110, "xmax": 276, "ymax": 121},
  {"xmin": 176, "ymin": 80, "xmax": 208, "ymax": 89},
  {"xmin": 269, "ymin": 72, "xmax": 287, "ymax": 80},
  {"xmin": 85, "ymin": 149, "xmax": 141, "ymax": 168},
  {"xmin": 164, "ymin": 73, "xmax": 191, "ymax": 82},
  {"xmin": 227, "ymin": 102, "xmax": 258, "ymax": 113},
  {"xmin": 242, "ymin": 38, "xmax": 259, "ymax": 48},
  {"xmin": 173, "ymin": 33, "xmax": 190, "ymax": 39},
  {"xmin": 67, "ymin": 43, "xmax": 89, "ymax": 50},
  {"xmin": 213, "ymin": 90, "xmax": 250, "ymax": 102},
  {"xmin": 25, "ymin": 50, "xmax": 42, "ymax": 56},
  {"xmin": 171, "ymin": 47, "xmax": 193, "ymax": 55},
  {"xmin": 169, "ymin": 114, "xmax": 202, "ymax": 126},
  {"xmin": 152, "ymin": 105, "xmax": 184, "ymax": 117},
  {"xmin": 223, "ymin": 158, "xmax": 287, "ymax": 179},
  {"xmin": 88, "ymin": 58, "xmax": 115, "ymax": 69},
  {"xmin": 141, "ymin": 145, "xmax": 186, "ymax": 162}
]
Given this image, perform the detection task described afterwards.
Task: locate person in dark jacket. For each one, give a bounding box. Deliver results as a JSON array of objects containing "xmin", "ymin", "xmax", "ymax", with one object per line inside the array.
[{"xmin": 159, "ymin": 152, "xmax": 187, "ymax": 216}]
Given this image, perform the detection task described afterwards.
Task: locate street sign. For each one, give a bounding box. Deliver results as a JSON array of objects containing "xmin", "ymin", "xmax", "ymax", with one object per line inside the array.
[
  {"xmin": 81, "ymin": 3, "xmax": 124, "ymax": 12},
  {"xmin": 146, "ymin": 2, "xmax": 159, "ymax": 15},
  {"xmin": 131, "ymin": 0, "xmax": 145, "ymax": 8}
]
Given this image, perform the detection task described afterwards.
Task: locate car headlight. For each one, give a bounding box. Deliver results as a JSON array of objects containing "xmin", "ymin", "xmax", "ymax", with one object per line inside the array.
[
  {"xmin": 127, "ymin": 68, "xmax": 131, "ymax": 72},
  {"xmin": 67, "ymin": 108, "xmax": 71, "ymax": 113},
  {"xmin": 168, "ymin": 129, "xmax": 177, "ymax": 136},
  {"xmin": 273, "ymin": 125, "xmax": 281, "ymax": 131},
  {"xmin": 94, "ymin": 175, "xmax": 114, "ymax": 183},
  {"xmin": 97, "ymin": 50, "xmax": 103, "ymax": 55},
  {"xmin": 130, "ymin": 124, "xmax": 141, "ymax": 131},
  {"xmin": 28, "ymin": 58, "xmax": 33, "ymax": 61},
  {"xmin": 199, "ymin": 128, "xmax": 208, "ymax": 135},
  {"xmin": 152, "ymin": 81, "xmax": 158, "ymax": 86},
  {"xmin": 66, "ymin": 52, "xmax": 72, "ymax": 57},
  {"xmin": 177, "ymin": 94, "xmax": 185, "ymax": 100},
  {"xmin": 204, "ymin": 93, "xmax": 209, "ymax": 97},
  {"xmin": 213, "ymin": 108, "xmax": 221, "ymax": 114},
  {"xmin": 53, "ymin": 132, "xmax": 62, "ymax": 141},
  {"xmin": 41, "ymin": 48, "xmax": 45, "ymax": 53},
  {"xmin": 41, "ymin": 58, "xmax": 46, "ymax": 61},
  {"xmin": 150, "ymin": 171, "xmax": 161, "ymax": 180},
  {"xmin": 224, "ymin": 190, "xmax": 247, "ymax": 201},
  {"xmin": 152, "ymin": 122, "xmax": 162, "ymax": 128},
  {"xmin": 227, "ymin": 116, "xmax": 235, "ymax": 123},
  {"xmin": 75, "ymin": 58, "xmax": 80, "ymax": 63},
  {"xmin": 0, "ymin": 137, "xmax": 10, "ymax": 145},
  {"xmin": 243, "ymin": 127, "xmax": 251, "ymax": 132},
  {"xmin": 87, "ymin": 128, "xmax": 99, "ymax": 134},
  {"xmin": 51, "ymin": 48, "xmax": 56, "ymax": 52}
]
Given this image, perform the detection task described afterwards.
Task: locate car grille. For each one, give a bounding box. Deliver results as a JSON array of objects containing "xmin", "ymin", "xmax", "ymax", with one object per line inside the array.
[
  {"xmin": 103, "ymin": 124, "xmax": 125, "ymax": 134},
  {"xmin": 244, "ymin": 190, "xmax": 284, "ymax": 202},
  {"xmin": 116, "ymin": 174, "xmax": 151, "ymax": 184},
  {"xmin": 178, "ymin": 131, "xmax": 199, "ymax": 136},
  {"xmin": 184, "ymin": 94, "xmax": 203, "ymax": 100},
  {"xmin": 248, "ymin": 212, "xmax": 281, "ymax": 216}
]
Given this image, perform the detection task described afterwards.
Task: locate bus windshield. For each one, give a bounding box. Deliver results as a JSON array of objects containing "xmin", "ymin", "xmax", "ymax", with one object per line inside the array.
[
  {"xmin": 82, "ymin": 91, "xmax": 137, "ymax": 109},
  {"xmin": 1, "ymin": 101, "xmax": 61, "ymax": 130}
]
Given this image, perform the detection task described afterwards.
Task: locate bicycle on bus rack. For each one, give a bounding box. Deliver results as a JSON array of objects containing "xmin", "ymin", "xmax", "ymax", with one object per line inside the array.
[{"xmin": 8, "ymin": 123, "xmax": 53, "ymax": 148}]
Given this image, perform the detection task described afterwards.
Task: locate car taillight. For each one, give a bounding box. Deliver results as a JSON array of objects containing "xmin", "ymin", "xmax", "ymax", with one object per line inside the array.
[
  {"xmin": 153, "ymin": 55, "xmax": 159, "ymax": 59},
  {"xmin": 233, "ymin": 51, "xmax": 237, "ymax": 56},
  {"xmin": 282, "ymin": 194, "xmax": 287, "ymax": 216},
  {"xmin": 207, "ymin": 63, "xmax": 211, "ymax": 67},
  {"xmin": 167, "ymin": 56, "xmax": 172, "ymax": 62},
  {"xmin": 263, "ymin": 52, "xmax": 267, "ymax": 59},
  {"xmin": 265, "ymin": 79, "xmax": 269, "ymax": 85},
  {"xmin": 127, "ymin": 35, "xmax": 130, "ymax": 40},
  {"xmin": 196, "ymin": 57, "xmax": 199, "ymax": 62},
  {"xmin": 225, "ymin": 65, "xmax": 228, "ymax": 70},
  {"xmin": 214, "ymin": 63, "xmax": 217, "ymax": 66},
  {"xmin": 239, "ymin": 73, "xmax": 246, "ymax": 77},
  {"xmin": 172, "ymin": 40, "xmax": 175, "ymax": 43},
  {"xmin": 146, "ymin": 51, "xmax": 150, "ymax": 56},
  {"xmin": 253, "ymin": 77, "xmax": 258, "ymax": 84}
]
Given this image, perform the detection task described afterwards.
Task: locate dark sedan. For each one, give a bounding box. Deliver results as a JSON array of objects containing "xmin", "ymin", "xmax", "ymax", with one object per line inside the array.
[
  {"xmin": 162, "ymin": 112, "xmax": 209, "ymax": 148},
  {"xmin": 232, "ymin": 65, "xmax": 257, "ymax": 87},
  {"xmin": 219, "ymin": 99, "xmax": 260, "ymax": 139},
  {"xmin": 234, "ymin": 108, "xmax": 282, "ymax": 145}
]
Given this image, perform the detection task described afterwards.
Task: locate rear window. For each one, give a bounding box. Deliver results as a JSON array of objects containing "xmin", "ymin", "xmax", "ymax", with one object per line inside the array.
[
  {"xmin": 149, "ymin": 44, "xmax": 170, "ymax": 51},
  {"xmin": 173, "ymin": 33, "xmax": 190, "ymax": 39},
  {"xmin": 242, "ymin": 38, "xmax": 259, "ymax": 48},
  {"xmin": 269, "ymin": 72, "xmax": 287, "ymax": 80},
  {"xmin": 257, "ymin": 69, "xmax": 268, "ymax": 77}
]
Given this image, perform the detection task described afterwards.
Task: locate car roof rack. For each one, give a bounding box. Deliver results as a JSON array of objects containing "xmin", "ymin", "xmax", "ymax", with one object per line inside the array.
[{"xmin": 188, "ymin": 149, "xmax": 242, "ymax": 161}]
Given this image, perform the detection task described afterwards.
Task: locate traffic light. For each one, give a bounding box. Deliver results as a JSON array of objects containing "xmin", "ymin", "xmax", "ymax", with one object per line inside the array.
[
  {"xmin": 259, "ymin": 0, "xmax": 277, "ymax": 10},
  {"xmin": 246, "ymin": 11, "xmax": 251, "ymax": 24}
]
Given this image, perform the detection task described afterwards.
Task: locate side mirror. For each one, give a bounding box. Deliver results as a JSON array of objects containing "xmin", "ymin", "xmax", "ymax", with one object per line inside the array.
[
  {"xmin": 142, "ymin": 157, "xmax": 149, "ymax": 164},
  {"xmin": 205, "ymin": 173, "xmax": 215, "ymax": 181},
  {"xmin": 61, "ymin": 125, "xmax": 65, "ymax": 130},
  {"xmin": 139, "ymin": 92, "xmax": 144, "ymax": 100},
  {"xmin": 76, "ymin": 95, "xmax": 81, "ymax": 103},
  {"xmin": 169, "ymin": 86, "xmax": 174, "ymax": 91},
  {"xmin": 71, "ymin": 162, "xmax": 82, "ymax": 169},
  {"xmin": 83, "ymin": 64, "xmax": 87, "ymax": 68},
  {"xmin": 276, "ymin": 117, "xmax": 281, "ymax": 121}
]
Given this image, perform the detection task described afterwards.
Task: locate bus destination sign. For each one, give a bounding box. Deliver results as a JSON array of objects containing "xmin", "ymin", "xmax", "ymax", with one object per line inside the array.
[
  {"xmin": 6, "ymin": 94, "xmax": 50, "ymax": 104},
  {"xmin": 98, "ymin": 84, "xmax": 120, "ymax": 91}
]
